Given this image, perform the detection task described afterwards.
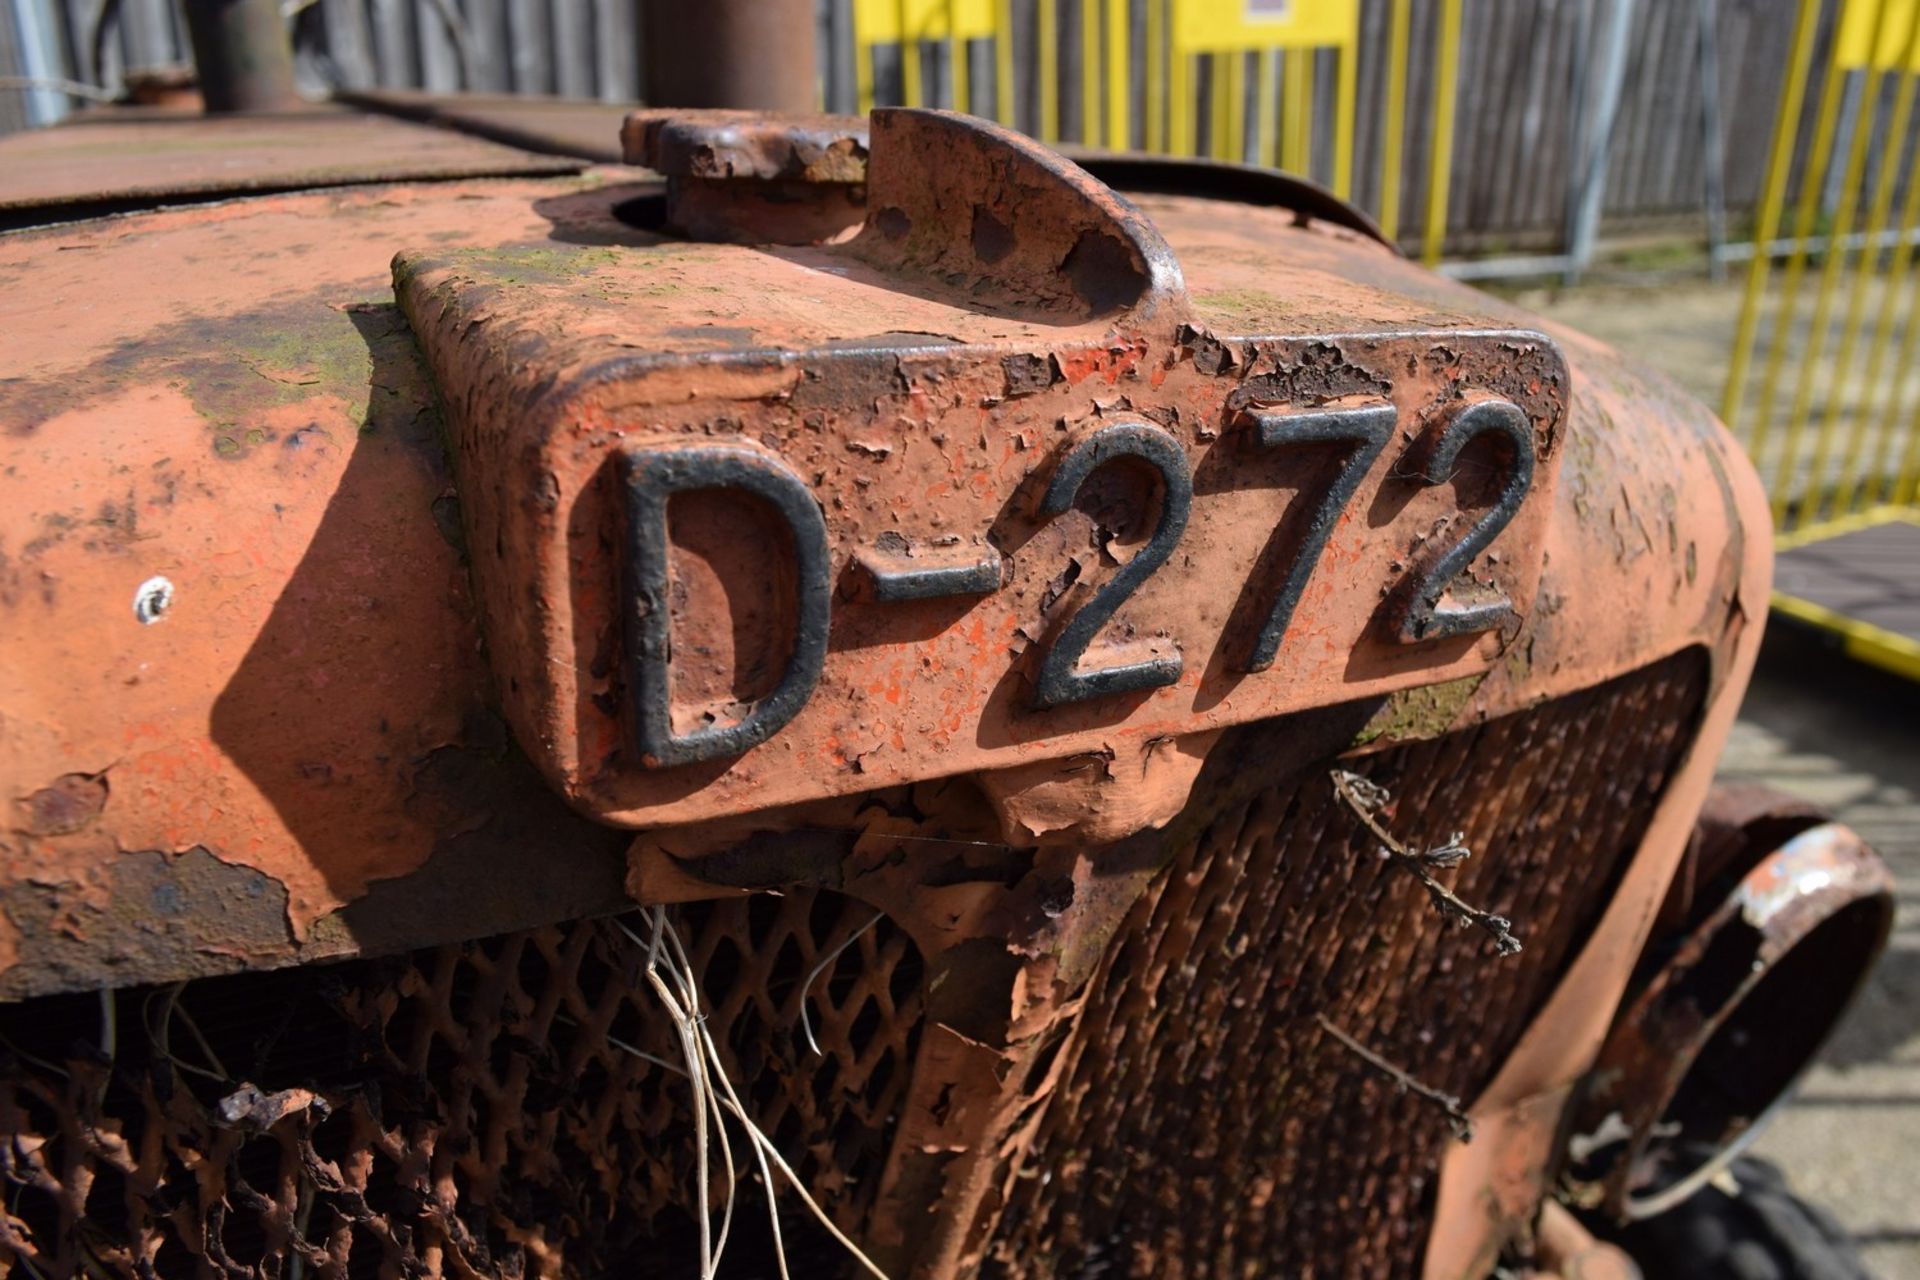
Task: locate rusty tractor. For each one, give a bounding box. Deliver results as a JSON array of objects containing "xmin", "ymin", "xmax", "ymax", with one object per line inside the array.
[{"xmin": 0, "ymin": 8, "xmax": 1895, "ymax": 1279}]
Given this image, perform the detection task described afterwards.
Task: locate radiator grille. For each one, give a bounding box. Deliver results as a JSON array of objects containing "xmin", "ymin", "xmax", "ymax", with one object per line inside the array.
[
  {"xmin": 0, "ymin": 891, "xmax": 921, "ymax": 1279},
  {"xmin": 0, "ymin": 653, "xmax": 1708, "ymax": 1279},
  {"xmin": 985, "ymin": 649, "xmax": 1708, "ymax": 1279}
]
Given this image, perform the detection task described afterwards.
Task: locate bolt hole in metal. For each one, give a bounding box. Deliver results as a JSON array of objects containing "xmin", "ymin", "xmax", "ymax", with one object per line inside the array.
[{"xmin": 132, "ymin": 575, "xmax": 173, "ymax": 624}]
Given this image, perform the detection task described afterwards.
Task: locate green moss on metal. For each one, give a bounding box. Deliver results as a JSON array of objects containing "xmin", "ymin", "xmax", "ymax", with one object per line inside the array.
[
  {"xmin": 424, "ymin": 242, "xmax": 630, "ymax": 288},
  {"xmin": 1191, "ymin": 287, "xmax": 1289, "ymax": 329},
  {"xmin": 1350, "ymin": 673, "xmax": 1486, "ymax": 748},
  {"xmin": 169, "ymin": 299, "xmax": 436, "ymax": 457},
  {"xmin": 0, "ymin": 291, "xmax": 448, "ymax": 463}
]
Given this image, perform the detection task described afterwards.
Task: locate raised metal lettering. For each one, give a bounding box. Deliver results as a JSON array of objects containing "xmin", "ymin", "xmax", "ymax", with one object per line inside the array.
[
  {"xmin": 622, "ymin": 444, "xmax": 832, "ymax": 767},
  {"xmin": 1400, "ymin": 399, "xmax": 1537, "ymax": 642},
  {"xmin": 857, "ymin": 539, "xmax": 1004, "ymax": 601},
  {"xmin": 1032, "ymin": 423, "xmax": 1193, "ymax": 709},
  {"xmin": 1240, "ymin": 401, "xmax": 1396, "ymax": 671}
]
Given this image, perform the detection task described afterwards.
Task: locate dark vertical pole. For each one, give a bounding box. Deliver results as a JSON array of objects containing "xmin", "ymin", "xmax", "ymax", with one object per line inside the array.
[
  {"xmin": 644, "ymin": 0, "xmax": 819, "ymax": 113},
  {"xmin": 180, "ymin": 0, "xmax": 301, "ymax": 113}
]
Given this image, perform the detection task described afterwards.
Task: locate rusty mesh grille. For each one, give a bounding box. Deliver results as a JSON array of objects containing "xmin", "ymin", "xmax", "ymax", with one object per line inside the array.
[
  {"xmin": 986, "ymin": 649, "xmax": 1709, "ymax": 1279},
  {"xmin": 0, "ymin": 890, "xmax": 921, "ymax": 1279}
]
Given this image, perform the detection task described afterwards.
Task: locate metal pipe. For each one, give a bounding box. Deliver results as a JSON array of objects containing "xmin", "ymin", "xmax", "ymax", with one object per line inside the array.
[
  {"xmin": 1436, "ymin": 253, "xmax": 1575, "ymax": 282},
  {"xmin": 8, "ymin": 0, "xmax": 71, "ymax": 128},
  {"xmin": 1440, "ymin": 224, "xmax": 1920, "ymax": 287},
  {"xmin": 644, "ymin": 0, "xmax": 820, "ymax": 113},
  {"xmin": 1696, "ymin": 0, "xmax": 1726, "ymax": 282},
  {"xmin": 180, "ymin": 0, "xmax": 301, "ymax": 114},
  {"xmin": 1533, "ymin": 1201, "xmax": 1641, "ymax": 1280},
  {"xmin": 1563, "ymin": 0, "xmax": 1638, "ymax": 285}
]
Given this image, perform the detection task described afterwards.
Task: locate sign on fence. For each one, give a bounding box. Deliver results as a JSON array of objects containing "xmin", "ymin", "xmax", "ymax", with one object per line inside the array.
[
  {"xmin": 1169, "ymin": 0, "xmax": 1358, "ymax": 54},
  {"xmin": 1836, "ymin": 0, "xmax": 1920, "ymax": 71},
  {"xmin": 851, "ymin": 0, "xmax": 1001, "ymax": 118},
  {"xmin": 851, "ymin": 0, "xmax": 997, "ymax": 44}
]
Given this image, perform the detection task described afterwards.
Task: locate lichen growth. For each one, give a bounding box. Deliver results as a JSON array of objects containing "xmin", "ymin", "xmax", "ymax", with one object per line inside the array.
[
  {"xmin": 1351, "ymin": 673, "xmax": 1486, "ymax": 747},
  {"xmin": 1190, "ymin": 286, "xmax": 1291, "ymax": 331},
  {"xmin": 0, "ymin": 290, "xmax": 447, "ymax": 463}
]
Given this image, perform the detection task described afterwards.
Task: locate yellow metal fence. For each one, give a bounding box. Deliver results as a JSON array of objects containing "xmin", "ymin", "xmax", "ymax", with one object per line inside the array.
[
  {"xmin": 851, "ymin": 1, "xmax": 1920, "ymax": 537},
  {"xmin": 850, "ymin": 0, "xmax": 1464, "ymax": 264},
  {"xmin": 1724, "ymin": 0, "xmax": 1920, "ymax": 532}
]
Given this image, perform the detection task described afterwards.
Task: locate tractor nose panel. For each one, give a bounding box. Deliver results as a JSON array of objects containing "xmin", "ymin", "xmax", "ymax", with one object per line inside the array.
[{"xmin": 399, "ymin": 108, "xmax": 1569, "ymax": 829}]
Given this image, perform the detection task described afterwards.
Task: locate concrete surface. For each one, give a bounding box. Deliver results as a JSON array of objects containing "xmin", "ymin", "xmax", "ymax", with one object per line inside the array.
[
  {"xmin": 1511, "ymin": 272, "xmax": 1920, "ymax": 513},
  {"xmin": 1721, "ymin": 635, "xmax": 1920, "ymax": 1280},
  {"xmin": 1521, "ymin": 276, "xmax": 1920, "ymax": 1278}
]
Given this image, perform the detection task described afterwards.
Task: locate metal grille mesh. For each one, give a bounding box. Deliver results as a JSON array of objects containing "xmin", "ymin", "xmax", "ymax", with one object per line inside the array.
[
  {"xmin": 0, "ymin": 653, "xmax": 1708, "ymax": 1279},
  {"xmin": 0, "ymin": 890, "xmax": 921, "ymax": 1279},
  {"xmin": 985, "ymin": 649, "xmax": 1708, "ymax": 1279}
]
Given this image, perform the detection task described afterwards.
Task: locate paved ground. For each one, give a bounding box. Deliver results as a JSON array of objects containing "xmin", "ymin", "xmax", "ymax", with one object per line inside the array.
[
  {"xmin": 1519, "ymin": 277, "xmax": 1920, "ymax": 1278},
  {"xmin": 1722, "ymin": 636, "xmax": 1920, "ymax": 1279},
  {"xmin": 1509, "ymin": 270, "xmax": 1920, "ymax": 516},
  {"xmin": 1503, "ymin": 275, "xmax": 1744, "ymax": 410}
]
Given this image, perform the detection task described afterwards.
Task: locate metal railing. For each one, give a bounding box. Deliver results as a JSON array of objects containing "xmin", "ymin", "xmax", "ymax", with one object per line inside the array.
[
  {"xmin": 1723, "ymin": 0, "xmax": 1920, "ymax": 532},
  {"xmin": 0, "ymin": 1, "xmax": 1826, "ymax": 269},
  {"xmin": 838, "ymin": 1, "xmax": 1800, "ymax": 272},
  {"xmin": 850, "ymin": 0, "xmax": 1480, "ymax": 265}
]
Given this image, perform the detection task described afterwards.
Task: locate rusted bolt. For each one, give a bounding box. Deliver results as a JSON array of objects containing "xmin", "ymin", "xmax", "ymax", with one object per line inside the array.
[{"xmin": 621, "ymin": 109, "xmax": 870, "ymax": 246}]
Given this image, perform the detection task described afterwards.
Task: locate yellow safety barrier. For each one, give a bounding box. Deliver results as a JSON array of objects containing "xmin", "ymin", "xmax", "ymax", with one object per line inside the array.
[
  {"xmin": 1838, "ymin": 0, "xmax": 1920, "ymax": 68},
  {"xmin": 853, "ymin": 0, "xmax": 998, "ymax": 116},
  {"xmin": 1723, "ymin": 0, "xmax": 1920, "ymax": 532},
  {"xmin": 1167, "ymin": 0, "xmax": 1358, "ymax": 193},
  {"xmin": 849, "ymin": 0, "xmax": 1465, "ymax": 259},
  {"xmin": 1378, "ymin": 0, "xmax": 1411, "ymax": 242}
]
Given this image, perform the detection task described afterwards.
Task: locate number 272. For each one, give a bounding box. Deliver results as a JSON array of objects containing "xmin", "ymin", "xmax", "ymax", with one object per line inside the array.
[{"xmin": 1029, "ymin": 398, "xmax": 1537, "ymax": 708}]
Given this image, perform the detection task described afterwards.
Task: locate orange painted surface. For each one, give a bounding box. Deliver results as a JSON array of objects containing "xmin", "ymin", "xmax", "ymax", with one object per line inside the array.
[
  {"xmin": 0, "ymin": 178, "xmax": 601, "ymax": 942},
  {"xmin": 0, "ymin": 114, "xmax": 1759, "ymax": 995},
  {"xmin": 0, "ymin": 105, "xmax": 1771, "ymax": 1280}
]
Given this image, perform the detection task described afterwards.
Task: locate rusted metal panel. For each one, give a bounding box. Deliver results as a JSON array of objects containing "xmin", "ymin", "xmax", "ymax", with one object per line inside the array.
[
  {"xmin": 0, "ymin": 100, "xmax": 1783, "ymax": 1280},
  {"xmin": 0, "ymin": 110, "xmax": 1762, "ymax": 996},
  {"xmin": 400, "ymin": 109, "xmax": 1580, "ymax": 829},
  {"xmin": 1423, "ymin": 364, "xmax": 1774, "ymax": 1278},
  {"xmin": 0, "ymin": 109, "xmax": 582, "ymax": 219},
  {"xmin": 0, "ymin": 175, "xmax": 640, "ymax": 993},
  {"xmin": 0, "ymin": 649, "xmax": 1710, "ymax": 1280}
]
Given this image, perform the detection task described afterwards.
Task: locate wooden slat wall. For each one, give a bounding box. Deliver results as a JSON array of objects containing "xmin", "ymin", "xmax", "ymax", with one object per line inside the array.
[{"xmin": 0, "ymin": 0, "xmax": 1851, "ymax": 256}]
